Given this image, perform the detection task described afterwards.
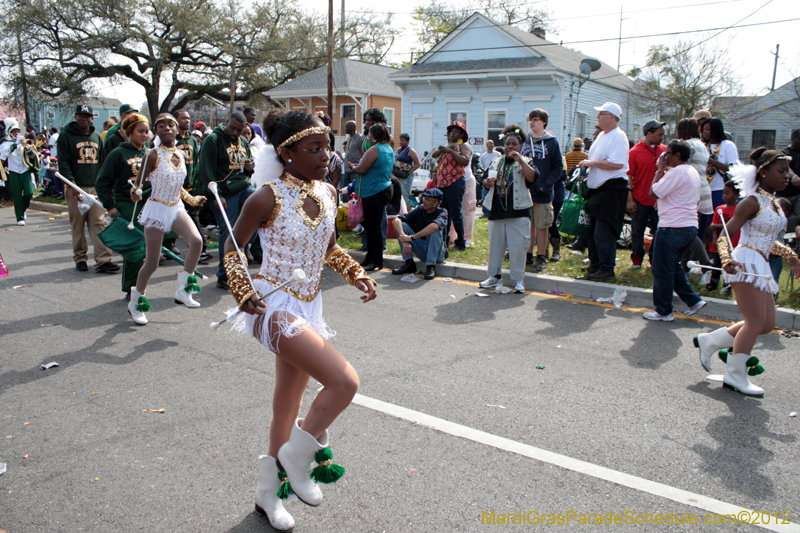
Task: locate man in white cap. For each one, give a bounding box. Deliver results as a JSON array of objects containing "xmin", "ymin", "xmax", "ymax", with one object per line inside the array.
[
  {"xmin": 578, "ymin": 102, "xmax": 630, "ymax": 281},
  {"xmin": 0, "ymin": 118, "xmax": 34, "ymax": 225}
]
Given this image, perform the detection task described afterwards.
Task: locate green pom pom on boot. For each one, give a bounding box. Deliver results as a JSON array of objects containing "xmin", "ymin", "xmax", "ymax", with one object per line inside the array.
[
  {"xmin": 136, "ymin": 296, "xmax": 151, "ymax": 312},
  {"xmin": 310, "ymin": 447, "xmax": 345, "ymax": 484},
  {"xmin": 185, "ymin": 275, "xmax": 201, "ymax": 293},
  {"xmin": 276, "ymin": 470, "xmax": 294, "ymax": 500},
  {"xmin": 718, "ymin": 349, "xmax": 730, "ymax": 364}
]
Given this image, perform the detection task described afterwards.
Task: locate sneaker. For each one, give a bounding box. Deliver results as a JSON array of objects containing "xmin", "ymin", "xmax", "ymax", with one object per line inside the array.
[
  {"xmin": 643, "ymin": 311, "xmax": 674, "ymax": 321},
  {"xmin": 580, "ymin": 264, "xmax": 598, "ymax": 274},
  {"xmin": 479, "ymin": 276, "xmax": 502, "ymax": 288},
  {"xmin": 526, "ymin": 252, "xmax": 534, "ymax": 265},
  {"xmin": 700, "ymin": 271, "xmax": 712, "ymax": 286},
  {"xmin": 16, "ymin": 220, "xmax": 25, "ymax": 226},
  {"xmin": 75, "ymin": 261, "xmax": 88, "ymax": 272},
  {"xmin": 631, "ymin": 264, "xmax": 642, "ymax": 270},
  {"xmin": 684, "ymin": 300, "xmax": 708, "ymax": 316},
  {"xmin": 95, "ymin": 261, "xmax": 120, "ymax": 273},
  {"xmin": 513, "ymin": 281, "xmax": 525, "ymax": 293},
  {"xmin": 534, "ymin": 255, "xmax": 547, "ymax": 272},
  {"xmin": 587, "ymin": 270, "xmax": 615, "ymax": 282},
  {"xmin": 720, "ymin": 285, "xmax": 732, "ymax": 296},
  {"xmin": 424, "ymin": 265, "xmax": 436, "ymax": 280},
  {"xmin": 198, "ymin": 252, "xmax": 213, "ymax": 264},
  {"xmin": 216, "ymin": 278, "xmax": 229, "ymax": 290},
  {"xmin": 353, "ymin": 224, "xmax": 364, "ymax": 234}
]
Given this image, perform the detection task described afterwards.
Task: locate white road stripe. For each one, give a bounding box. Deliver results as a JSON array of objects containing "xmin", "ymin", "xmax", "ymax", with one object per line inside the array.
[{"xmin": 353, "ymin": 393, "xmax": 799, "ymax": 532}]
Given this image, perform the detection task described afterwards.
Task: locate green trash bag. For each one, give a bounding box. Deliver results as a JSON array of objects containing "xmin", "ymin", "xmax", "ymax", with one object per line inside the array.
[{"xmin": 99, "ymin": 215, "xmax": 146, "ymax": 263}]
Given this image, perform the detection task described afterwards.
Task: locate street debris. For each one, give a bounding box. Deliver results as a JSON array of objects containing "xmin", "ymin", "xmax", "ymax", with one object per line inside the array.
[
  {"xmin": 142, "ymin": 409, "xmax": 166, "ymax": 413},
  {"xmin": 493, "ymin": 285, "xmax": 512, "ymax": 294},
  {"xmin": 441, "ymin": 277, "xmax": 454, "ymax": 282},
  {"xmin": 0, "ymin": 462, "xmax": 5, "ymax": 475},
  {"xmin": 23, "ymin": 422, "xmax": 31, "ymax": 425},
  {"xmin": 400, "ymin": 274, "xmax": 419, "ymax": 283},
  {"xmin": 484, "ymin": 404, "xmax": 506, "ymax": 409},
  {"xmin": 23, "ymin": 454, "xmax": 28, "ymax": 459},
  {"xmin": 90, "ymin": 392, "xmax": 99, "ymax": 396},
  {"xmin": 11, "ymin": 285, "xmax": 24, "ymax": 289},
  {"xmin": 475, "ymin": 292, "xmax": 490, "ymax": 297},
  {"xmin": 570, "ymin": 251, "xmax": 582, "ymax": 255},
  {"xmin": 536, "ymin": 365, "xmax": 545, "ymax": 370},
  {"xmin": 40, "ymin": 362, "xmax": 59, "ymax": 370},
  {"xmin": 790, "ymin": 412, "xmax": 797, "ymax": 418},
  {"xmin": 597, "ymin": 287, "xmax": 627, "ymax": 308},
  {"xmin": 40, "ymin": 324, "xmax": 58, "ymax": 327},
  {"xmin": 780, "ymin": 328, "xmax": 799, "ymax": 339}
]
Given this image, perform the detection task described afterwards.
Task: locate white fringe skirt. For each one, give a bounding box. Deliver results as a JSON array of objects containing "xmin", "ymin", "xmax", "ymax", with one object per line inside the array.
[
  {"xmin": 138, "ymin": 199, "xmax": 186, "ymax": 233},
  {"xmin": 723, "ymin": 246, "xmax": 779, "ymax": 294},
  {"xmin": 229, "ymin": 278, "xmax": 335, "ymax": 353}
]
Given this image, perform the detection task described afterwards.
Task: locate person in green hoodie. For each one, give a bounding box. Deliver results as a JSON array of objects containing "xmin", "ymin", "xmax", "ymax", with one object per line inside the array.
[
  {"xmin": 57, "ymin": 104, "xmax": 118, "ymax": 273},
  {"xmin": 95, "ymin": 113, "xmax": 152, "ymax": 299},
  {"xmin": 102, "ymin": 104, "xmax": 138, "ymax": 159},
  {"xmin": 195, "ymin": 112, "xmax": 254, "ymax": 289}
]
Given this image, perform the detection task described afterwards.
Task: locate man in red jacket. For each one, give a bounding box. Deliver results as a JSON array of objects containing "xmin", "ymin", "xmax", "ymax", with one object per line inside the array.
[{"xmin": 626, "ymin": 120, "xmax": 665, "ymax": 268}]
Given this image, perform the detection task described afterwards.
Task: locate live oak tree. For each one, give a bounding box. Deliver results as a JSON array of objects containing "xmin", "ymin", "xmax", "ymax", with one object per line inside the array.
[{"xmin": 0, "ymin": 0, "xmax": 397, "ymax": 118}]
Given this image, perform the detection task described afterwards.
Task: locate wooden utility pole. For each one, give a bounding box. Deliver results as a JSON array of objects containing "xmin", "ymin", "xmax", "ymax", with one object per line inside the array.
[
  {"xmin": 229, "ymin": 52, "xmax": 237, "ymax": 115},
  {"xmin": 340, "ymin": 0, "xmax": 345, "ymax": 53},
  {"xmin": 770, "ymin": 44, "xmax": 780, "ymax": 92},
  {"xmin": 327, "ymin": 0, "xmax": 334, "ymax": 120}
]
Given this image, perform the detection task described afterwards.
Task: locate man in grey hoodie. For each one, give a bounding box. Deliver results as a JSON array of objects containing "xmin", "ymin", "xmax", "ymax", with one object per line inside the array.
[{"xmin": 521, "ymin": 108, "xmax": 563, "ymax": 272}]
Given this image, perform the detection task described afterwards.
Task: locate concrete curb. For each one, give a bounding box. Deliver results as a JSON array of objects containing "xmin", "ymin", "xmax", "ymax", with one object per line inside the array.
[
  {"xmin": 353, "ymin": 251, "xmax": 799, "ymax": 330},
  {"xmin": 29, "ymin": 200, "xmax": 68, "ymax": 215}
]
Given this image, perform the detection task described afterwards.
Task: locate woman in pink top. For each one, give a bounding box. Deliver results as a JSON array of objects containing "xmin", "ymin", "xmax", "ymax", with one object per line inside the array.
[{"xmin": 643, "ymin": 140, "xmax": 707, "ymax": 321}]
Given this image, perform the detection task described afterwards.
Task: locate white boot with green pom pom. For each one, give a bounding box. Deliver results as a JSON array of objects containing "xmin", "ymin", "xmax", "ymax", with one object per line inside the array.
[{"xmin": 174, "ymin": 271, "xmax": 201, "ymax": 308}]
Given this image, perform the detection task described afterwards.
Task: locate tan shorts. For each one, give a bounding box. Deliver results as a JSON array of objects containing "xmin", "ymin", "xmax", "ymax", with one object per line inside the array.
[{"xmin": 532, "ymin": 202, "xmax": 554, "ymax": 229}]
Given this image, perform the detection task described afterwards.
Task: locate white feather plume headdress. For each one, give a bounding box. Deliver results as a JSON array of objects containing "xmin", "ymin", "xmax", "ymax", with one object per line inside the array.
[
  {"xmin": 727, "ymin": 162, "xmax": 757, "ymax": 197},
  {"xmin": 251, "ymin": 143, "xmax": 284, "ymax": 189}
]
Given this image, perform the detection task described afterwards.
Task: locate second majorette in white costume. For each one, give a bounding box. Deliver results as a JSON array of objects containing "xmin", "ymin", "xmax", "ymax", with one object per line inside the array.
[
  {"xmin": 693, "ymin": 151, "xmax": 799, "ymax": 396},
  {"xmin": 138, "ymin": 145, "xmax": 190, "ymax": 232}
]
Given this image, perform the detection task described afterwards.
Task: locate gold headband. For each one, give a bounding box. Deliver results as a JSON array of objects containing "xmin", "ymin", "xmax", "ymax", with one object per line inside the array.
[
  {"xmin": 278, "ymin": 126, "xmax": 331, "ymax": 150},
  {"xmin": 757, "ymin": 154, "xmax": 791, "ymax": 175},
  {"xmin": 154, "ymin": 114, "xmax": 178, "ymax": 127},
  {"xmin": 124, "ymin": 114, "xmax": 149, "ymax": 132}
]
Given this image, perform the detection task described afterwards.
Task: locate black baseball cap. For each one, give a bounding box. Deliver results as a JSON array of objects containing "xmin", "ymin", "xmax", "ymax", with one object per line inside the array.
[
  {"xmin": 75, "ymin": 104, "xmax": 94, "ymax": 116},
  {"xmin": 643, "ymin": 120, "xmax": 666, "ymax": 135}
]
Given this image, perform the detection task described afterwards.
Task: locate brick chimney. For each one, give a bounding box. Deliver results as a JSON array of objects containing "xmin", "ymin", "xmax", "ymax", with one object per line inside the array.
[{"xmin": 532, "ymin": 27, "xmax": 546, "ymax": 39}]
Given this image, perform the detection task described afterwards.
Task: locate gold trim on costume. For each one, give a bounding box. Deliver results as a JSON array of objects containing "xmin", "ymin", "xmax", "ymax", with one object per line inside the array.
[
  {"xmin": 737, "ymin": 243, "xmax": 768, "ymax": 262},
  {"xmin": 325, "ymin": 248, "xmax": 375, "ymax": 287},
  {"xmin": 277, "ymin": 126, "xmax": 331, "ymax": 150},
  {"xmin": 254, "ymin": 274, "xmax": 320, "ymax": 302},
  {"xmin": 223, "ymin": 250, "xmax": 256, "ymax": 309},
  {"xmin": 150, "ymin": 197, "xmax": 179, "ymax": 207},
  {"xmin": 770, "ymin": 241, "xmax": 799, "ymax": 261},
  {"xmin": 180, "ymin": 188, "xmax": 203, "ymax": 207},
  {"xmin": 717, "ymin": 235, "xmax": 732, "ymax": 267},
  {"xmin": 260, "ymin": 182, "xmax": 282, "ymax": 229},
  {"xmin": 162, "ymin": 147, "xmax": 182, "ymax": 172}
]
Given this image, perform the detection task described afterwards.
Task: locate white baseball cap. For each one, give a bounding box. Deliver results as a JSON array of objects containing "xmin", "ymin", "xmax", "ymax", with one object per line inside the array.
[{"xmin": 594, "ymin": 102, "xmax": 622, "ymax": 119}]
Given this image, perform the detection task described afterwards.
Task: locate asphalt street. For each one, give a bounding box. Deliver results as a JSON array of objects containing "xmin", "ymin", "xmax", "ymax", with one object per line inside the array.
[{"xmin": 1, "ymin": 207, "xmax": 799, "ymax": 533}]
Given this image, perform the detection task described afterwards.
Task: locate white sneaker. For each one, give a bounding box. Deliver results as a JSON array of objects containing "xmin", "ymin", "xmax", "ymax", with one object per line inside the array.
[
  {"xmin": 514, "ymin": 281, "xmax": 525, "ymax": 293},
  {"xmin": 631, "ymin": 264, "xmax": 642, "ymax": 270},
  {"xmin": 479, "ymin": 276, "xmax": 502, "ymax": 289},
  {"xmin": 23, "ymin": 213, "xmax": 27, "ymax": 220},
  {"xmin": 642, "ymin": 311, "xmax": 674, "ymax": 321},
  {"xmin": 16, "ymin": 220, "xmax": 25, "ymax": 226},
  {"xmin": 353, "ymin": 223, "xmax": 364, "ymax": 234},
  {"xmin": 684, "ymin": 300, "xmax": 707, "ymax": 316},
  {"xmin": 700, "ymin": 271, "xmax": 712, "ymax": 286}
]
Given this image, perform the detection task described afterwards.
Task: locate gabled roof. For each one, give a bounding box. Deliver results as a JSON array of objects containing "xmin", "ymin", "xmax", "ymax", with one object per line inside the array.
[
  {"xmin": 266, "ymin": 58, "xmax": 402, "ymax": 99},
  {"xmin": 721, "ymin": 77, "xmax": 800, "ymax": 121},
  {"xmin": 390, "ymin": 13, "xmax": 635, "ymax": 92}
]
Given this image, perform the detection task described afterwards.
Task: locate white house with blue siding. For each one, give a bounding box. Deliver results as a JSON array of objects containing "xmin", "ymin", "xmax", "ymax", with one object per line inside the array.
[{"xmin": 388, "ymin": 13, "xmax": 652, "ymax": 156}]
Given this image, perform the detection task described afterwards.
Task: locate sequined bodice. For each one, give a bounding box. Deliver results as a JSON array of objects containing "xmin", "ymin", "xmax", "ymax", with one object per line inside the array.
[
  {"xmin": 149, "ymin": 147, "xmax": 186, "ymax": 205},
  {"xmin": 257, "ymin": 174, "xmax": 336, "ymax": 301},
  {"xmin": 737, "ymin": 189, "xmax": 786, "ymax": 258}
]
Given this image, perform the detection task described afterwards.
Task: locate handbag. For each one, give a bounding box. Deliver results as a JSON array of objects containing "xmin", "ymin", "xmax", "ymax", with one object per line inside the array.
[
  {"xmin": 392, "ymin": 147, "xmax": 412, "ymax": 179},
  {"xmin": 346, "ymin": 177, "xmax": 364, "ymax": 228},
  {"xmin": 558, "ymin": 179, "xmax": 592, "ymax": 238}
]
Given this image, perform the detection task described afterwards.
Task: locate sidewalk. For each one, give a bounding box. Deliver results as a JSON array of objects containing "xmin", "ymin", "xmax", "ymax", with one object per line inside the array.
[{"xmin": 355, "ymin": 251, "xmax": 800, "ymax": 330}]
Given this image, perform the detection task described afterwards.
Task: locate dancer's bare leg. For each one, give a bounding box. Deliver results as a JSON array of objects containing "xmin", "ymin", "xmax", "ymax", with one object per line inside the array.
[
  {"xmin": 265, "ymin": 312, "xmax": 359, "ymax": 443},
  {"xmin": 171, "ymin": 211, "xmax": 203, "ymax": 272},
  {"xmin": 136, "ymin": 227, "xmax": 165, "ymax": 292},
  {"xmin": 730, "ymin": 282, "xmax": 776, "ymax": 354},
  {"xmin": 267, "ymin": 355, "xmax": 310, "ymax": 457}
]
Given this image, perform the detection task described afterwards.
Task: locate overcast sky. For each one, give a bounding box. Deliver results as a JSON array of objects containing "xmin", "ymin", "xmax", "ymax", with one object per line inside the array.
[{"xmin": 106, "ymin": 0, "xmax": 799, "ymax": 110}]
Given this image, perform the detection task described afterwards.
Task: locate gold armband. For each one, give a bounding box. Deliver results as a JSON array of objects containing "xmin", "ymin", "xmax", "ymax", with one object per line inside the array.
[
  {"xmin": 326, "ymin": 248, "xmax": 375, "ymax": 287},
  {"xmin": 223, "ymin": 250, "xmax": 256, "ymax": 308},
  {"xmin": 716, "ymin": 235, "xmax": 732, "ymax": 267},
  {"xmin": 180, "ymin": 188, "xmax": 203, "ymax": 207},
  {"xmin": 770, "ymin": 241, "xmax": 799, "ymax": 262}
]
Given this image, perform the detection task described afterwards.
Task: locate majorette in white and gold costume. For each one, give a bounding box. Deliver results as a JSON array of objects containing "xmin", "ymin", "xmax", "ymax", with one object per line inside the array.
[
  {"xmin": 138, "ymin": 145, "xmax": 200, "ymax": 232},
  {"xmin": 231, "ymin": 171, "xmax": 337, "ymax": 352}
]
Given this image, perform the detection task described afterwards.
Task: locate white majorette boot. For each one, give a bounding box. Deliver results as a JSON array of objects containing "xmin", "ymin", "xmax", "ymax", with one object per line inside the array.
[
  {"xmin": 254, "ymin": 455, "xmax": 296, "ymax": 532},
  {"xmin": 174, "ymin": 271, "xmax": 201, "ymax": 308},
  {"xmin": 693, "ymin": 327, "xmax": 735, "ymax": 372},
  {"xmin": 127, "ymin": 287, "xmax": 149, "ymax": 325},
  {"xmin": 277, "ymin": 419, "xmax": 345, "ymax": 507},
  {"xmin": 722, "ymin": 353, "xmax": 765, "ymax": 397}
]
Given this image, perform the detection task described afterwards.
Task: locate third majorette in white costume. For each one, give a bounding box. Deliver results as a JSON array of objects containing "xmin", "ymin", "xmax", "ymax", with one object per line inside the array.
[
  {"xmin": 229, "ymin": 172, "xmax": 337, "ymax": 352},
  {"xmin": 138, "ymin": 145, "xmax": 189, "ymax": 232}
]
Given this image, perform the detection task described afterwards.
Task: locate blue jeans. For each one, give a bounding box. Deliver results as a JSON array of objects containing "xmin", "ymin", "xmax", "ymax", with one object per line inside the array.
[
  {"xmin": 398, "ymin": 222, "xmax": 445, "ymax": 265},
  {"xmin": 630, "ymin": 201, "xmax": 658, "ymax": 259},
  {"xmin": 440, "ymin": 177, "xmax": 466, "ymax": 247},
  {"xmin": 652, "ymin": 226, "xmax": 702, "ymax": 315},
  {"xmin": 588, "ymin": 217, "xmax": 618, "ymax": 274},
  {"xmin": 210, "ymin": 186, "xmax": 256, "ymax": 280}
]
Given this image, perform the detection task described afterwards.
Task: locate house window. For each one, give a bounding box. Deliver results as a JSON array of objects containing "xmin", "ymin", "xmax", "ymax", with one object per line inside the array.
[
  {"xmin": 486, "ymin": 110, "xmax": 507, "ymax": 146},
  {"xmin": 576, "ymin": 113, "xmax": 586, "ymax": 139},
  {"xmin": 449, "ymin": 111, "xmax": 468, "ymax": 127},
  {"xmin": 92, "ymin": 110, "xmax": 100, "ymax": 117},
  {"xmin": 383, "ymin": 108, "xmax": 395, "ymax": 133},
  {"xmin": 109, "ymin": 111, "xmax": 118, "ymax": 118},
  {"xmin": 752, "ymin": 130, "xmax": 775, "ymax": 150},
  {"xmin": 340, "ymin": 104, "xmax": 355, "ymax": 134}
]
